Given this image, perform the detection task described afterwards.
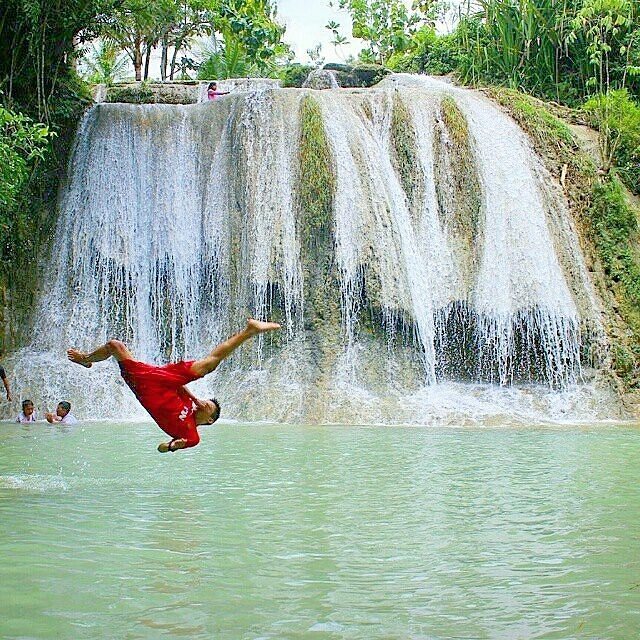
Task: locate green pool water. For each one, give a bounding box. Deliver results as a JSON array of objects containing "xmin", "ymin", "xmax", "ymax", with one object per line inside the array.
[{"xmin": 1, "ymin": 421, "xmax": 639, "ymax": 639}]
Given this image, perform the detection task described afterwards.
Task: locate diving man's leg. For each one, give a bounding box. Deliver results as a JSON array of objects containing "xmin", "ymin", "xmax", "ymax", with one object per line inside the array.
[
  {"xmin": 67, "ymin": 340, "xmax": 134, "ymax": 368},
  {"xmin": 190, "ymin": 319, "xmax": 280, "ymax": 377}
]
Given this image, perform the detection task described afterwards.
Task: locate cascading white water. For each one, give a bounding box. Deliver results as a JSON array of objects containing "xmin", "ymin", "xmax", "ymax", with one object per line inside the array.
[{"xmin": 6, "ymin": 76, "xmax": 621, "ymax": 424}]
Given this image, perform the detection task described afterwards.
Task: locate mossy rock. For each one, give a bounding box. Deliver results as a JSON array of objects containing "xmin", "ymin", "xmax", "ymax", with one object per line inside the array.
[
  {"xmin": 106, "ymin": 84, "xmax": 155, "ymax": 104},
  {"xmin": 434, "ymin": 96, "xmax": 482, "ymax": 257},
  {"xmin": 298, "ymin": 95, "xmax": 335, "ymax": 241},
  {"xmin": 323, "ymin": 63, "xmax": 390, "ymax": 88},
  {"xmin": 390, "ymin": 93, "xmax": 423, "ymax": 213}
]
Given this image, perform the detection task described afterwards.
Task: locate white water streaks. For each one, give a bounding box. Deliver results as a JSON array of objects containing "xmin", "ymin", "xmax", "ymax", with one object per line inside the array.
[{"xmin": 7, "ymin": 77, "xmax": 615, "ymax": 422}]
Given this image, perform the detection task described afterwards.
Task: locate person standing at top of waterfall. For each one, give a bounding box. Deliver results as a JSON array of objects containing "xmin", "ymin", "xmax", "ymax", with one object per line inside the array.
[
  {"xmin": 67, "ymin": 318, "xmax": 281, "ymax": 453},
  {"xmin": 207, "ymin": 81, "xmax": 231, "ymax": 101},
  {"xmin": 0, "ymin": 364, "xmax": 11, "ymax": 402}
]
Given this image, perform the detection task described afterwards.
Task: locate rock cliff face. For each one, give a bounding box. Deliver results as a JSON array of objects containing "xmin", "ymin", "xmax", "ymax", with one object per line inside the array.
[{"xmin": 5, "ymin": 76, "xmax": 625, "ymax": 424}]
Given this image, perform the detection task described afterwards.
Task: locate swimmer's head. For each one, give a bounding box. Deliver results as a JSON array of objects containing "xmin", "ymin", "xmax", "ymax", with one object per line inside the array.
[
  {"xmin": 22, "ymin": 399, "xmax": 34, "ymax": 415},
  {"xmin": 57, "ymin": 401, "xmax": 71, "ymax": 418},
  {"xmin": 195, "ymin": 398, "xmax": 221, "ymax": 426}
]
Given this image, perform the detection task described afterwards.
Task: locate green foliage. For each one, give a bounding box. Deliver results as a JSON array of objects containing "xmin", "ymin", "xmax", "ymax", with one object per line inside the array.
[
  {"xmin": 569, "ymin": 0, "xmax": 637, "ymax": 93},
  {"xmin": 388, "ymin": 27, "xmax": 458, "ymax": 75},
  {"xmin": 453, "ymin": 0, "xmax": 639, "ymax": 104},
  {"xmin": 100, "ymin": 0, "xmax": 187, "ymax": 81},
  {"xmin": 589, "ymin": 177, "xmax": 640, "ymax": 381},
  {"xmin": 0, "ymin": 0, "xmax": 118, "ymax": 122},
  {"xmin": 0, "ymin": 106, "xmax": 52, "ymax": 213},
  {"xmin": 82, "ymin": 41, "xmax": 129, "ymax": 85},
  {"xmin": 0, "ymin": 1, "xmax": 114, "ymax": 346},
  {"xmin": 583, "ymin": 90, "xmax": 640, "ymax": 193},
  {"xmin": 280, "ymin": 64, "xmax": 314, "ymax": 88},
  {"xmin": 214, "ymin": 0, "xmax": 290, "ymax": 74},
  {"xmin": 298, "ymin": 96, "xmax": 335, "ymax": 241},
  {"xmin": 329, "ymin": 0, "xmax": 439, "ymax": 65},
  {"xmin": 488, "ymin": 88, "xmax": 575, "ymax": 149},
  {"xmin": 197, "ymin": 40, "xmax": 258, "ymax": 80},
  {"xmin": 323, "ymin": 63, "xmax": 388, "ymax": 87}
]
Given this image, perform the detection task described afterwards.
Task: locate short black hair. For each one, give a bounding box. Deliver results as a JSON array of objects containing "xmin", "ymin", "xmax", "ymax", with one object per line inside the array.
[
  {"xmin": 210, "ymin": 398, "xmax": 221, "ymax": 422},
  {"xmin": 208, "ymin": 81, "xmax": 217, "ymax": 89},
  {"xmin": 58, "ymin": 401, "xmax": 71, "ymax": 413},
  {"xmin": 22, "ymin": 399, "xmax": 34, "ymax": 409}
]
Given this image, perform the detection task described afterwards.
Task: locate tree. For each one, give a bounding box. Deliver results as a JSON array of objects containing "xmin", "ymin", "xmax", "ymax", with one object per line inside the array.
[
  {"xmin": 101, "ymin": 0, "xmax": 179, "ymax": 81},
  {"xmin": 82, "ymin": 40, "xmax": 129, "ymax": 85},
  {"xmin": 0, "ymin": 0, "xmax": 119, "ymax": 122},
  {"xmin": 569, "ymin": 0, "xmax": 639, "ymax": 169},
  {"xmin": 196, "ymin": 0, "xmax": 291, "ymax": 79},
  {"xmin": 215, "ymin": 0, "xmax": 288, "ymax": 72},
  {"xmin": 328, "ymin": 0, "xmax": 435, "ymax": 65},
  {"xmin": 306, "ymin": 43, "xmax": 325, "ymax": 68},
  {"xmin": 160, "ymin": 0, "xmax": 218, "ymax": 81}
]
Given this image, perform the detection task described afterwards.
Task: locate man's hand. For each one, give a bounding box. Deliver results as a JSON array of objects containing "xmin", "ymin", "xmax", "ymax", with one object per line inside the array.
[
  {"xmin": 6, "ymin": 392, "xmax": 11, "ymax": 402},
  {"xmin": 158, "ymin": 438, "xmax": 187, "ymax": 453},
  {"xmin": 45, "ymin": 412, "xmax": 58, "ymax": 424}
]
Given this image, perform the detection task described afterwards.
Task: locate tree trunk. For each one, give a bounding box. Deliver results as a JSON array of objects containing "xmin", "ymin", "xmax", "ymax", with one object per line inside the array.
[
  {"xmin": 133, "ymin": 35, "xmax": 142, "ymax": 81},
  {"xmin": 169, "ymin": 34, "xmax": 185, "ymax": 80},
  {"xmin": 160, "ymin": 34, "xmax": 168, "ymax": 81},
  {"xmin": 144, "ymin": 44, "xmax": 152, "ymax": 80}
]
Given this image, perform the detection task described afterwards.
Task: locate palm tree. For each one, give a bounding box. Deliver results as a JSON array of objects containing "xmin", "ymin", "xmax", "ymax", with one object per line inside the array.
[{"xmin": 83, "ymin": 41, "xmax": 129, "ymax": 85}]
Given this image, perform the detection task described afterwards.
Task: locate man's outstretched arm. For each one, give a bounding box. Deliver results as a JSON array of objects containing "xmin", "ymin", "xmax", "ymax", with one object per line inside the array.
[{"xmin": 1, "ymin": 372, "xmax": 10, "ymax": 402}]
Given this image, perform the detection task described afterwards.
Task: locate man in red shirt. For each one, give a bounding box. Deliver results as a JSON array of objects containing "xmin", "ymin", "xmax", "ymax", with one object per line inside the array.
[{"xmin": 67, "ymin": 318, "xmax": 280, "ymax": 452}]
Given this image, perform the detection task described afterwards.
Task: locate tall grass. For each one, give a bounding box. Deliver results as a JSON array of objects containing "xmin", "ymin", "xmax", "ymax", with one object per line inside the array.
[{"xmin": 455, "ymin": 0, "xmax": 636, "ymax": 104}]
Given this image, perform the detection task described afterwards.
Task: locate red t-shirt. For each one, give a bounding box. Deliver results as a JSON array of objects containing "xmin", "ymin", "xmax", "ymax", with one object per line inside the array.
[{"xmin": 119, "ymin": 359, "xmax": 203, "ymax": 447}]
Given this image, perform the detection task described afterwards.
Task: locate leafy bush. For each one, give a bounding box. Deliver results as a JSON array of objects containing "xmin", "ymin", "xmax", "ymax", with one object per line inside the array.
[
  {"xmin": 0, "ymin": 106, "xmax": 52, "ymax": 214},
  {"xmin": 197, "ymin": 40, "xmax": 259, "ymax": 81},
  {"xmin": 280, "ymin": 64, "xmax": 313, "ymax": 88},
  {"xmin": 388, "ymin": 28, "xmax": 459, "ymax": 75},
  {"xmin": 583, "ymin": 90, "xmax": 640, "ymax": 195},
  {"xmin": 589, "ymin": 177, "xmax": 640, "ymax": 301}
]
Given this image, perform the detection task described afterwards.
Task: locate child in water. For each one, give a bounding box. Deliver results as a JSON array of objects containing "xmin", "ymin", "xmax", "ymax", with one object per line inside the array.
[
  {"xmin": 207, "ymin": 81, "xmax": 231, "ymax": 101},
  {"xmin": 16, "ymin": 399, "xmax": 37, "ymax": 423}
]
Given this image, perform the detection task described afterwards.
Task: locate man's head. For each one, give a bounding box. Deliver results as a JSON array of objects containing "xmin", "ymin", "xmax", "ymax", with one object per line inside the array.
[
  {"xmin": 195, "ymin": 398, "xmax": 221, "ymax": 426},
  {"xmin": 56, "ymin": 401, "xmax": 71, "ymax": 418},
  {"xmin": 22, "ymin": 399, "xmax": 34, "ymax": 416}
]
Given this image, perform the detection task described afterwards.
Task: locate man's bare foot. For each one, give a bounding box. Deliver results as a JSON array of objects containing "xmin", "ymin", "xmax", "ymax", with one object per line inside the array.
[
  {"xmin": 67, "ymin": 349, "xmax": 93, "ymax": 368},
  {"xmin": 246, "ymin": 318, "xmax": 281, "ymax": 335}
]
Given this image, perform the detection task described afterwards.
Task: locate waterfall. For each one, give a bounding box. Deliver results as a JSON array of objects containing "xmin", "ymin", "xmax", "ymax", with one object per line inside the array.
[{"xmin": 7, "ymin": 76, "xmax": 618, "ymax": 424}]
